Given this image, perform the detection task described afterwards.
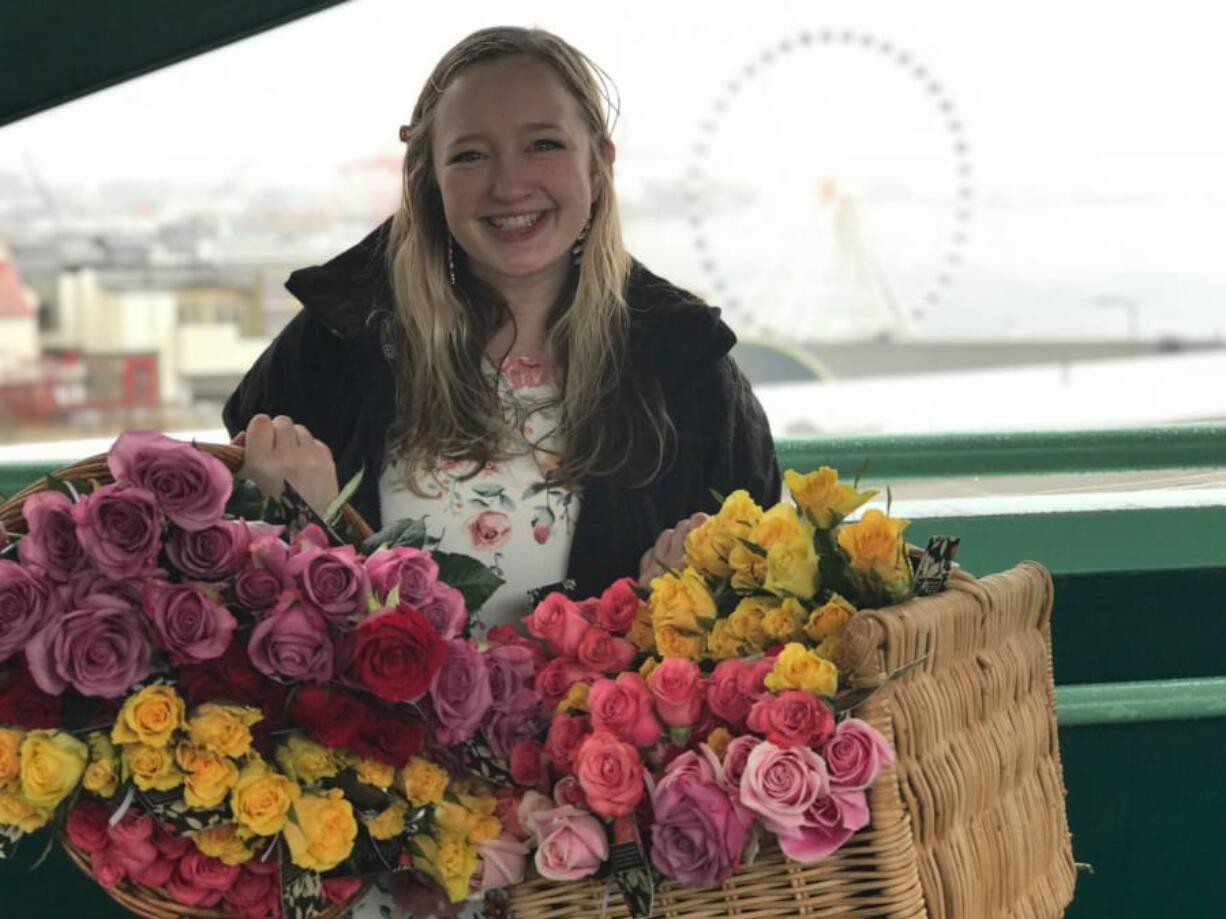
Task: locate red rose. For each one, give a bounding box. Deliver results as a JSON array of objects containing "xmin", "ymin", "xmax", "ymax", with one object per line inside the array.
[
  {"xmin": 349, "ymin": 604, "xmax": 447, "ymax": 702},
  {"xmin": 322, "ymin": 877, "xmax": 364, "ymax": 905},
  {"xmin": 290, "ymin": 684, "xmax": 375, "ymax": 750},
  {"xmin": 533, "ymin": 658, "xmax": 599, "ymax": 704},
  {"xmin": 543, "ymin": 713, "xmax": 591, "ymax": 777},
  {"xmin": 576, "ymin": 626, "xmax": 636, "ymax": 675},
  {"xmin": 747, "ymin": 691, "xmax": 835, "ymax": 748},
  {"xmin": 0, "ymin": 657, "xmax": 62, "ymax": 728},
  {"xmin": 65, "ymin": 797, "xmax": 111, "ymax": 854},
  {"xmin": 352, "ymin": 712, "xmax": 425, "ymax": 768},
  {"xmin": 509, "ymin": 739, "xmax": 547, "ymax": 788},
  {"xmin": 177, "ymin": 638, "xmax": 269, "ymax": 708}
]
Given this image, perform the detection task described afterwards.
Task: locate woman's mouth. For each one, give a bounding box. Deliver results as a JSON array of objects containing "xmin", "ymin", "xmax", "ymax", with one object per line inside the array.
[{"xmin": 483, "ymin": 210, "xmax": 551, "ymax": 241}]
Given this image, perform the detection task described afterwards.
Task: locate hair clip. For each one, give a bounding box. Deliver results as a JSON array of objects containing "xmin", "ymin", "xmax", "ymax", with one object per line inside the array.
[{"xmin": 399, "ymin": 125, "xmax": 411, "ymax": 143}]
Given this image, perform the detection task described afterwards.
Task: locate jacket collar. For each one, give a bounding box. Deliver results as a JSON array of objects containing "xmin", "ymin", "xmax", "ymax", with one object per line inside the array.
[{"xmin": 284, "ymin": 218, "xmax": 737, "ymax": 372}]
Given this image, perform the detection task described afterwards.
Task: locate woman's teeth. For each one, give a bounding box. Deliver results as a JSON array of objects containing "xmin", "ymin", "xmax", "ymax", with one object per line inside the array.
[{"xmin": 487, "ymin": 212, "xmax": 545, "ymax": 229}]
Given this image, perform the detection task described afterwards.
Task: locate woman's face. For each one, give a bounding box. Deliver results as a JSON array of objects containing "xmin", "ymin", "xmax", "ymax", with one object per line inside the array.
[{"xmin": 431, "ymin": 57, "xmax": 606, "ymax": 297}]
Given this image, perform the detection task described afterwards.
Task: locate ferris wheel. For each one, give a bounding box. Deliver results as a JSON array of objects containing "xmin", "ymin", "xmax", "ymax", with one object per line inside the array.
[{"xmin": 686, "ymin": 29, "xmax": 973, "ymax": 341}]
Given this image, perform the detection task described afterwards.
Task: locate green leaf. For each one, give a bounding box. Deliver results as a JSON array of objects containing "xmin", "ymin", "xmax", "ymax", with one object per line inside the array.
[
  {"xmin": 324, "ymin": 467, "xmax": 365, "ymax": 527},
  {"xmin": 852, "ymin": 458, "xmax": 871, "ymax": 490},
  {"xmin": 433, "ymin": 551, "xmax": 504, "ymax": 613},
  {"xmin": 360, "ymin": 517, "xmax": 428, "ymax": 555},
  {"xmin": 736, "ymin": 537, "xmax": 768, "ymax": 558},
  {"xmin": 708, "ymin": 487, "xmax": 728, "ymax": 507}
]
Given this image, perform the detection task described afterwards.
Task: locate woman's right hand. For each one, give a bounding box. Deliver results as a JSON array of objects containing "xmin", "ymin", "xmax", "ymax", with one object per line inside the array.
[{"xmin": 235, "ymin": 414, "xmax": 340, "ymax": 515}]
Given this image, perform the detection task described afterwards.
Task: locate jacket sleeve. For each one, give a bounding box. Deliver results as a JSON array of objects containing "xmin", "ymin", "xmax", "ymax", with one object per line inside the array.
[
  {"xmin": 222, "ymin": 310, "xmax": 359, "ymax": 453},
  {"xmin": 699, "ymin": 355, "xmax": 782, "ymax": 507}
]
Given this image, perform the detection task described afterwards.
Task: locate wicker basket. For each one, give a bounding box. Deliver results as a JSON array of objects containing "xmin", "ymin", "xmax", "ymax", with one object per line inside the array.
[
  {"xmin": 0, "ymin": 442, "xmax": 373, "ymax": 919},
  {"xmin": 509, "ymin": 562, "xmax": 1076, "ymax": 918}
]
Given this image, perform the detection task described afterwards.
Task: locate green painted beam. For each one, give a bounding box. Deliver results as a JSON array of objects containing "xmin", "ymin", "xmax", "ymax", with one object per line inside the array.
[
  {"xmin": 1056, "ymin": 677, "xmax": 1226, "ymax": 726},
  {"xmin": 776, "ymin": 422, "xmax": 1226, "ymax": 480}
]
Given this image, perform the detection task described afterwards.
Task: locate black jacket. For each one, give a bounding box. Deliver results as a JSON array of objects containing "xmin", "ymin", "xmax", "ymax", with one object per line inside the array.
[{"xmin": 223, "ymin": 221, "xmax": 781, "ymax": 599}]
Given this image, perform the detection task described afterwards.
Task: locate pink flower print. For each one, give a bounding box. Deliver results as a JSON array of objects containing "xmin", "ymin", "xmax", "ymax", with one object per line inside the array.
[
  {"xmin": 503, "ymin": 357, "xmax": 555, "ymax": 390},
  {"xmin": 533, "ymin": 522, "xmax": 551, "ymax": 545},
  {"xmin": 466, "ymin": 511, "xmax": 512, "ymax": 550}
]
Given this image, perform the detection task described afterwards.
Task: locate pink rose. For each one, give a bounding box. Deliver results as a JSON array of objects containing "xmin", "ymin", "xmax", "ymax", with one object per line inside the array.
[
  {"xmin": 544, "ymin": 714, "xmax": 590, "ymax": 776},
  {"xmin": 738, "ymin": 741, "xmax": 828, "ymax": 836},
  {"xmin": 18, "ymin": 491, "xmax": 87, "ymax": 582},
  {"xmin": 0, "ymin": 559, "xmax": 58, "ymax": 664},
  {"xmin": 60, "ymin": 569, "xmax": 145, "ymax": 611},
  {"xmin": 486, "ymin": 624, "xmax": 547, "ymax": 665},
  {"xmin": 587, "ymin": 674, "xmax": 661, "ymax": 747},
  {"xmin": 502, "ymin": 356, "xmax": 553, "ymax": 389},
  {"xmin": 225, "ymin": 866, "xmax": 281, "ymax": 918},
  {"xmin": 721, "ymin": 735, "xmax": 762, "ymax": 793},
  {"xmin": 576, "ymin": 627, "xmax": 636, "ymax": 675},
  {"xmin": 574, "ymin": 730, "xmax": 644, "ymax": 818},
  {"xmin": 321, "ymin": 876, "xmax": 364, "ymax": 905},
  {"xmin": 130, "ymin": 855, "xmax": 175, "ymax": 888},
  {"xmin": 166, "ymin": 520, "xmax": 250, "ymax": 580},
  {"xmin": 430, "ymin": 638, "xmax": 493, "ymax": 745},
  {"xmin": 656, "ymin": 747, "xmax": 722, "ymax": 795},
  {"xmin": 165, "ymin": 849, "xmax": 237, "ymax": 907},
  {"xmin": 473, "ymin": 833, "xmax": 529, "ymax": 893},
  {"xmin": 747, "ymin": 691, "xmax": 835, "ymax": 749},
  {"xmin": 510, "ymin": 739, "xmax": 547, "ymax": 788},
  {"xmin": 156, "ymin": 830, "xmax": 193, "ymax": 860},
  {"xmin": 647, "ymin": 658, "xmax": 706, "ymax": 728},
  {"xmin": 515, "ymin": 789, "xmax": 555, "ymax": 841},
  {"xmin": 651, "ymin": 779, "xmax": 746, "ymax": 887},
  {"xmin": 144, "ymin": 581, "xmax": 237, "ymax": 665},
  {"xmin": 108, "ymin": 431, "xmax": 231, "ymax": 530},
  {"xmin": 235, "ymin": 532, "xmax": 292, "ymax": 610},
  {"xmin": 483, "ymin": 689, "xmax": 549, "ymax": 761},
  {"xmin": 466, "ymin": 510, "xmax": 511, "ymax": 549},
  {"xmin": 107, "ymin": 810, "xmax": 159, "ymax": 876},
  {"xmin": 707, "ymin": 658, "xmax": 771, "ymax": 731},
  {"xmin": 65, "ymin": 797, "xmax": 111, "ymax": 854},
  {"xmin": 287, "ymin": 544, "xmax": 369, "ymax": 621},
  {"xmin": 533, "ymin": 806, "xmax": 609, "ymax": 881},
  {"xmin": 486, "ymin": 643, "xmax": 538, "ymax": 708},
  {"xmin": 595, "ymin": 577, "xmax": 642, "ymax": 633},
  {"xmin": 416, "ymin": 582, "xmax": 467, "ymax": 639},
  {"xmin": 71, "ymin": 484, "xmax": 162, "ymax": 578},
  {"xmin": 533, "ymin": 658, "xmax": 599, "ymax": 704},
  {"xmin": 246, "ymin": 594, "xmax": 334, "ymax": 683},
  {"xmin": 523, "ymin": 592, "xmax": 590, "ymax": 657},
  {"xmin": 778, "ymin": 788, "xmax": 870, "ymax": 863},
  {"xmin": 821, "ymin": 718, "xmax": 894, "ymax": 791},
  {"xmin": 365, "ymin": 546, "xmax": 439, "ymax": 606},
  {"xmin": 552, "ymin": 774, "xmax": 587, "ymax": 808},
  {"xmin": 26, "ymin": 597, "xmax": 151, "ymax": 697},
  {"xmin": 92, "ymin": 847, "xmax": 128, "ymax": 889}
]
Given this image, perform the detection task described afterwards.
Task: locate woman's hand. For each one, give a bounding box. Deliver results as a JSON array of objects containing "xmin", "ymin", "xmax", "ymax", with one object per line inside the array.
[
  {"xmin": 638, "ymin": 512, "xmax": 709, "ymax": 587},
  {"xmin": 235, "ymin": 414, "xmax": 339, "ymax": 515}
]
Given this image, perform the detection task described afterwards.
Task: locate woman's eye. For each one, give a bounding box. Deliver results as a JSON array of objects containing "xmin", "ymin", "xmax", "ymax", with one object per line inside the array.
[
  {"xmin": 530, "ymin": 138, "xmax": 563, "ymax": 152},
  {"xmin": 449, "ymin": 150, "xmax": 483, "ymax": 164}
]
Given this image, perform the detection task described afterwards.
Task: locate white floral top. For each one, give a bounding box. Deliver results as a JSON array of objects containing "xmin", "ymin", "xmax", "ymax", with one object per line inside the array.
[{"xmin": 377, "ymin": 356, "xmax": 580, "ymax": 631}]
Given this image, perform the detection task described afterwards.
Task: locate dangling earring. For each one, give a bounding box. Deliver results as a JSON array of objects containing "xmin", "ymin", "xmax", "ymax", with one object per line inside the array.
[
  {"xmin": 571, "ymin": 218, "xmax": 591, "ymax": 266},
  {"xmin": 447, "ymin": 235, "xmax": 457, "ymax": 285}
]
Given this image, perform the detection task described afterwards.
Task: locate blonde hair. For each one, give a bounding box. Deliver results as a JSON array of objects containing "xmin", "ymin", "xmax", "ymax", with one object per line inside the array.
[{"xmin": 385, "ymin": 26, "xmax": 672, "ymax": 493}]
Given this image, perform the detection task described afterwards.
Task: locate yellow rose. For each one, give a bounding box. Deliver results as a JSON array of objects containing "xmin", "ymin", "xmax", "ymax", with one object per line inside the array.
[
  {"xmin": 469, "ymin": 814, "xmax": 501, "ymax": 845},
  {"xmin": 709, "ymin": 490, "xmax": 764, "ymax": 564},
  {"xmin": 728, "ymin": 542, "xmax": 766, "ymax": 591},
  {"xmin": 806, "ymin": 593, "xmax": 857, "ymax": 642},
  {"xmin": 83, "ymin": 733, "xmax": 120, "ymax": 798},
  {"xmin": 19, "ymin": 730, "xmax": 87, "ymax": 809},
  {"xmin": 625, "ymin": 605, "xmax": 656, "ymax": 652},
  {"xmin": 192, "ymin": 823, "xmax": 254, "ymax": 865},
  {"xmin": 176, "ymin": 742, "xmax": 240, "ymax": 809},
  {"xmin": 402, "ymin": 757, "xmax": 449, "ymax": 808},
  {"xmin": 682, "ymin": 519, "xmax": 730, "ymax": 577},
  {"xmin": 816, "ymin": 633, "xmax": 844, "ymax": 663},
  {"xmin": 363, "ymin": 799, "xmax": 408, "ymax": 841},
  {"xmin": 764, "ymin": 643, "xmax": 839, "ymax": 696},
  {"xmin": 648, "ymin": 568, "xmax": 716, "ymax": 634},
  {"xmin": 0, "ymin": 728, "xmax": 23, "ymax": 791},
  {"xmin": 353, "ymin": 757, "xmax": 395, "ymax": 789},
  {"xmin": 705, "ymin": 727, "xmax": 732, "ymax": 760},
  {"xmin": 283, "ymin": 788, "xmax": 357, "ymax": 872},
  {"xmin": 231, "ymin": 759, "xmax": 300, "ymax": 836},
  {"xmin": 123, "ymin": 742, "xmax": 183, "ymax": 792},
  {"xmin": 638, "ymin": 657, "xmax": 660, "ymax": 680},
  {"xmin": 704, "ymin": 619, "xmax": 744, "ymax": 660},
  {"xmin": 764, "ymin": 533, "xmax": 819, "ymax": 599},
  {"xmin": 837, "ymin": 509, "xmax": 910, "ymax": 582},
  {"xmin": 728, "ymin": 597, "xmax": 773, "ymax": 647},
  {"xmin": 762, "ymin": 598, "xmax": 807, "ymax": 643},
  {"xmin": 416, "ymin": 832, "xmax": 478, "ymax": 903},
  {"xmin": 187, "ymin": 703, "xmax": 262, "ymax": 759},
  {"xmin": 554, "ymin": 680, "xmax": 590, "ymax": 715},
  {"xmin": 654, "ymin": 624, "xmax": 705, "ymax": 661},
  {"xmin": 0, "ymin": 789, "xmax": 50, "ymax": 832},
  {"xmin": 275, "ymin": 734, "xmax": 339, "ymax": 785},
  {"xmin": 785, "ymin": 467, "xmax": 876, "ymax": 529},
  {"xmin": 752, "ymin": 503, "xmax": 808, "ymax": 552},
  {"xmin": 433, "ymin": 799, "xmax": 475, "ymax": 837},
  {"xmin": 112, "ymin": 684, "xmax": 186, "ymax": 748}
]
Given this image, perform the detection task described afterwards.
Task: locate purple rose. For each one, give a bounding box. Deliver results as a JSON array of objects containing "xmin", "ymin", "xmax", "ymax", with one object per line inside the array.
[
  {"xmin": 18, "ymin": 491, "xmax": 87, "ymax": 582},
  {"xmin": 107, "ymin": 431, "xmax": 232, "ymax": 531},
  {"xmin": 166, "ymin": 520, "xmax": 250, "ymax": 580},
  {"xmin": 247, "ymin": 595, "xmax": 334, "ymax": 682},
  {"xmin": 286, "ymin": 545, "xmax": 369, "ymax": 621},
  {"xmin": 821, "ymin": 718, "xmax": 894, "ymax": 791},
  {"xmin": 60, "ymin": 569, "xmax": 148, "ymax": 610},
  {"xmin": 26, "ymin": 596, "xmax": 152, "ymax": 697},
  {"xmin": 365, "ymin": 547, "xmax": 438, "ymax": 606},
  {"xmin": 144, "ymin": 581, "xmax": 237, "ymax": 664},
  {"xmin": 777, "ymin": 788, "xmax": 870, "ymax": 863},
  {"xmin": 720, "ymin": 734, "xmax": 761, "ymax": 795},
  {"xmin": 430, "ymin": 638, "xmax": 492, "ymax": 745},
  {"xmin": 416, "ymin": 582, "xmax": 467, "ymax": 639},
  {"xmin": 651, "ymin": 779, "xmax": 747, "ymax": 887},
  {"xmin": 72, "ymin": 484, "xmax": 162, "ymax": 579},
  {"xmin": 234, "ymin": 533, "xmax": 291, "ymax": 610},
  {"xmin": 483, "ymin": 688, "xmax": 549, "ymax": 761},
  {"xmin": 486, "ymin": 643, "xmax": 537, "ymax": 709},
  {"xmin": 0, "ymin": 560, "xmax": 58, "ymax": 664}
]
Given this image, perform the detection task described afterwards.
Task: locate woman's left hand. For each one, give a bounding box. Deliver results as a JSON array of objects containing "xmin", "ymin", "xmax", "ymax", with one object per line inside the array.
[{"xmin": 638, "ymin": 512, "xmax": 709, "ymax": 587}]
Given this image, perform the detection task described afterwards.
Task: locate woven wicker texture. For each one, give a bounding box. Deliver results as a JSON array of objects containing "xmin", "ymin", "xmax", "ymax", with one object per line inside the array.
[
  {"xmin": 509, "ymin": 562, "xmax": 1075, "ymax": 918},
  {"xmin": 0, "ymin": 442, "xmax": 374, "ymax": 919}
]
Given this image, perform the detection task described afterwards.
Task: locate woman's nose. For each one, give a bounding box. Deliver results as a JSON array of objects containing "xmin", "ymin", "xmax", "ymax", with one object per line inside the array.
[{"xmin": 489, "ymin": 154, "xmax": 532, "ymax": 200}]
